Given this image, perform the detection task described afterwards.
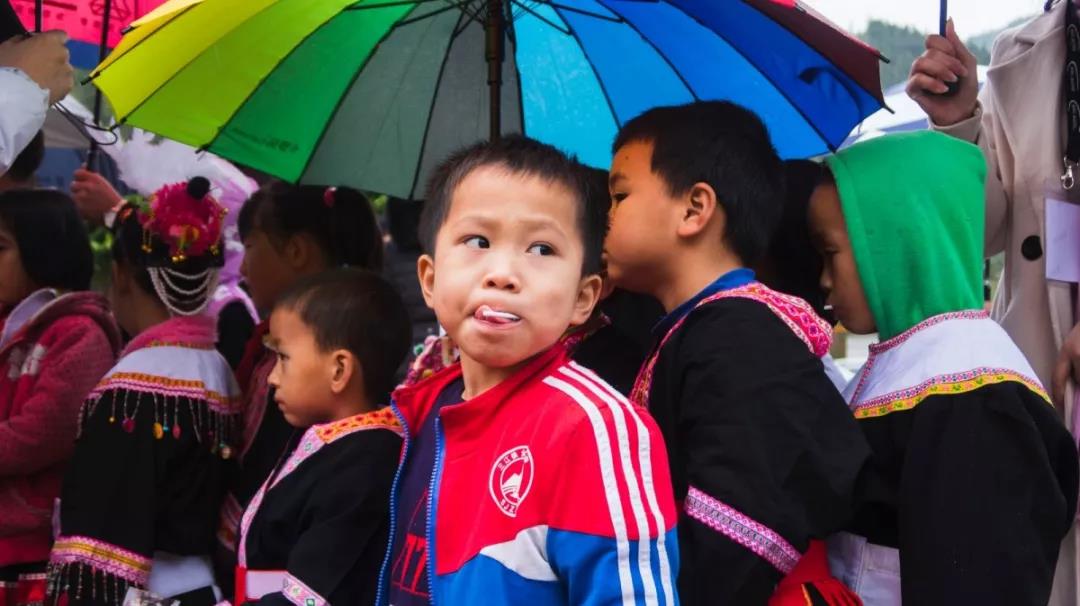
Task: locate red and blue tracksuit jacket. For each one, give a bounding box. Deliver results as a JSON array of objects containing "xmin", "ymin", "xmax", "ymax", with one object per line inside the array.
[{"xmin": 377, "ymin": 344, "xmax": 679, "ymax": 606}]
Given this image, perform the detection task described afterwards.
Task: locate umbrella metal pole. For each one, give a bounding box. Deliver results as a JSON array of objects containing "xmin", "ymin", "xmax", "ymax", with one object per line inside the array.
[
  {"xmin": 485, "ymin": 0, "xmax": 504, "ymax": 141},
  {"xmin": 87, "ymin": 0, "xmax": 113, "ymax": 172},
  {"xmin": 34, "ymin": 0, "xmax": 42, "ymax": 31}
]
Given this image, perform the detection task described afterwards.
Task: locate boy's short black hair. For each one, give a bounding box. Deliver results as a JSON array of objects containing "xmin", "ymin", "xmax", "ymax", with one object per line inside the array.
[
  {"xmin": 612, "ymin": 101, "xmax": 784, "ymax": 265},
  {"xmin": 0, "ymin": 189, "xmax": 93, "ymax": 291},
  {"xmin": 275, "ymin": 269, "xmax": 412, "ymax": 404},
  {"xmin": 419, "ymin": 135, "xmax": 605, "ymax": 275},
  {"xmin": 5, "ymin": 131, "xmax": 45, "ymax": 184}
]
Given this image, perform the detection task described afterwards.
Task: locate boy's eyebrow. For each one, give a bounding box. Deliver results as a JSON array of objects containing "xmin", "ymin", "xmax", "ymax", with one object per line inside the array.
[
  {"xmin": 608, "ymin": 171, "xmax": 626, "ymax": 187},
  {"xmin": 455, "ymin": 214, "xmax": 567, "ymax": 235}
]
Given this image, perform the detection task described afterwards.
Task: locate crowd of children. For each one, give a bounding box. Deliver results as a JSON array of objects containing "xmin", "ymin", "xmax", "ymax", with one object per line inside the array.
[{"xmin": 0, "ymin": 97, "xmax": 1076, "ymax": 606}]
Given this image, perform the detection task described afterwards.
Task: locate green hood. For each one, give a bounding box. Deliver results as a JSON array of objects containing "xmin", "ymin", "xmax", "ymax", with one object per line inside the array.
[{"xmin": 825, "ymin": 131, "xmax": 985, "ymax": 341}]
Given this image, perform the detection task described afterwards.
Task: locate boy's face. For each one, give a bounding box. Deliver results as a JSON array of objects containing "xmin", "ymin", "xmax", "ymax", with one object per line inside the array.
[
  {"xmin": 267, "ymin": 307, "xmax": 337, "ymax": 427},
  {"xmin": 807, "ymin": 182, "xmax": 876, "ymax": 334},
  {"xmin": 605, "ymin": 140, "xmax": 680, "ymax": 295},
  {"xmin": 418, "ymin": 165, "xmax": 602, "ymax": 375}
]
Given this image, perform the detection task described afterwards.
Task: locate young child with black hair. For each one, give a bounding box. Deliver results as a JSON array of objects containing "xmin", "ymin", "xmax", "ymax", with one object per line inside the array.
[
  {"xmin": 605, "ymin": 101, "xmax": 869, "ymax": 605},
  {"xmin": 811, "ymin": 130, "xmax": 1078, "ymax": 605},
  {"xmin": 569, "ymin": 167, "xmax": 664, "ymax": 395},
  {"xmin": 47, "ymin": 178, "xmax": 241, "ymax": 606},
  {"xmin": 218, "ymin": 182, "xmax": 385, "ymax": 560},
  {"xmin": 384, "ymin": 135, "xmax": 677, "ymax": 606},
  {"xmin": 756, "ymin": 159, "xmax": 847, "ymax": 391},
  {"xmin": 400, "ymin": 168, "xmax": 663, "ymax": 396},
  {"xmin": 230, "ymin": 269, "xmax": 411, "ymax": 606},
  {"xmin": 0, "ymin": 189, "xmax": 121, "ymax": 606}
]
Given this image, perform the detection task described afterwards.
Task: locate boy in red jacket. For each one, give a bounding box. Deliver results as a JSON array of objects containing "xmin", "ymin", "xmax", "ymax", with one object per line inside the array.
[{"xmin": 381, "ymin": 136, "xmax": 678, "ymax": 606}]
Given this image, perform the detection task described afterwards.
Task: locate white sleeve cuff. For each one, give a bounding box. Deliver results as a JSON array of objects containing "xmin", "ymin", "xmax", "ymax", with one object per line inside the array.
[
  {"xmin": 0, "ymin": 68, "xmax": 50, "ymax": 174},
  {"xmin": 928, "ymin": 102, "xmax": 983, "ymax": 144}
]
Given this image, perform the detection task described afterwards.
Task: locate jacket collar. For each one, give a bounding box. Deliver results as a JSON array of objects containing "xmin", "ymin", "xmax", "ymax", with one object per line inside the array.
[
  {"xmin": 0, "ymin": 289, "xmax": 58, "ymax": 349},
  {"xmin": 1016, "ymin": 1, "xmax": 1065, "ymax": 45},
  {"xmin": 392, "ymin": 343, "xmax": 570, "ymax": 440}
]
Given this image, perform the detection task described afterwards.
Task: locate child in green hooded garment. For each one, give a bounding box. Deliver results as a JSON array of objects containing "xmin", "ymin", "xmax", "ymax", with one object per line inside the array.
[{"xmin": 809, "ymin": 131, "xmax": 1079, "ymax": 606}]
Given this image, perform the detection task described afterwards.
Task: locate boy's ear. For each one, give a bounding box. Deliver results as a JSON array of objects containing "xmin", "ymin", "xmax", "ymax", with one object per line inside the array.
[
  {"xmin": 676, "ymin": 182, "xmax": 720, "ymax": 239},
  {"xmin": 417, "ymin": 254, "xmax": 436, "ymax": 309},
  {"xmin": 329, "ymin": 349, "xmax": 357, "ymax": 395},
  {"xmin": 569, "ymin": 273, "xmax": 604, "ymax": 328}
]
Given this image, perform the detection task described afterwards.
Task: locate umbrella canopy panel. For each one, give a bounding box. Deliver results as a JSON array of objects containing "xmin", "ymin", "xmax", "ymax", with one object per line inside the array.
[{"xmin": 91, "ymin": 0, "xmax": 885, "ymax": 199}]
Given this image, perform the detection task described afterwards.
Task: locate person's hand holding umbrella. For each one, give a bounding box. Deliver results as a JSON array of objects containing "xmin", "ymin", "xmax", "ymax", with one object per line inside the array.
[
  {"xmin": 70, "ymin": 164, "xmax": 123, "ymax": 224},
  {"xmin": 906, "ymin": 18, "xmax": 979, "ymax": 126},
  {"xmin": 0, "ymin": 30, "xmax": 73, "ymax": 104}
]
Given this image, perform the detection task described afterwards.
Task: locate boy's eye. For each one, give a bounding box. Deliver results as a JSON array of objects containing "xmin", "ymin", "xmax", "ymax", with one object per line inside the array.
[
  {"xmin": 464, "ymin": 236, "xmax": 490, "ymax": 249},
  {"xmin": 611, "ymin": 192, "xmax": 629, "ymax": 204},
  {"xmin": 527, "ymin": 243, "xmax": 555, "ymax": 256}
]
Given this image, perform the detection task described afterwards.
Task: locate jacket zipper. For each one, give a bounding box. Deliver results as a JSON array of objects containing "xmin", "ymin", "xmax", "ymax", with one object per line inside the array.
[
  {"xmin": 425, "ymin": 415, "xmax": 446, "ymax": 606},
  {"xmin": 375, "ymin": 401, "xmax": 411, "ymax": 606}
]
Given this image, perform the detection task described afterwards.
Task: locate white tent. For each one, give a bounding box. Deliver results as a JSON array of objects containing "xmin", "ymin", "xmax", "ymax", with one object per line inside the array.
[{"xmin": 843, "ymin": 66, "xmax": 989, "ymax": 147}]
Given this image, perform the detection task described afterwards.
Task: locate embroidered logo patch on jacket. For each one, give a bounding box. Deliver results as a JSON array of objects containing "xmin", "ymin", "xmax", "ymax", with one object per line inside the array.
[{"xmin": 489, "ymin": 445, "xmax": 534, "ymax": 517}]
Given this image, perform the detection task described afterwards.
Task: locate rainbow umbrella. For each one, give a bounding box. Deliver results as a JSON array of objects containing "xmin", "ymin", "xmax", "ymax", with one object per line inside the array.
[{"xmin": 89, "ymin": 0, "xmax": 886, "ymax": 198}]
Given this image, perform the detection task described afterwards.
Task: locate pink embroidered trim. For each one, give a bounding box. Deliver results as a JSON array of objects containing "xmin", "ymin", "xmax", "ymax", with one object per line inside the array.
[
  {"xmin": 49, "ymin": 535, "xmax": 151, "ymax": 585},
  {"xmin": 630, "ymin": 281, "xmax": 831, "ymax": 407},
  {"xmin": 851, "ymin": 367, "xmax": 1049, "ymax": 419},
  {"xmin": 848, "ymin": 310, "xmax": 992, "ymax": 405},
  {"xmin": 400, "ymin": 335, "xmax": 458, "ymax": 389},
  {"xmin": 283, "ymin": 573, "xmax": 327, "ymax": 606},
  {"xmin": 90, "ymin": 376, "xmax": 238, "ymax": 413},
  {"xmin": 238, "ymin": 431, "xmax": 326, "ymax": 566},
  {"xmin": 121, "ymin": 315, "xmax": 218, "ymax": 357},
  {"xmin": 869, "ymin": 310, "xmax": 989, "ymax": 355},
  {"xmin": 314, "ymin": 408, "xmax": 402, "ymax": 444},
  {"xmin": 683, "ymin": 487, "xmax": 801, "ymax": 575},
  {"xmin": 272, "ymin": 431, "xmax": 325, "ymax": 490}
]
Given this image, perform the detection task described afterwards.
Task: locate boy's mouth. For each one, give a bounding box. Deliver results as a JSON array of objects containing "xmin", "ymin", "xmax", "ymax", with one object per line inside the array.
[{"xmin": 474, "ymin": 305, "xmax": 521, "ymax": 326}]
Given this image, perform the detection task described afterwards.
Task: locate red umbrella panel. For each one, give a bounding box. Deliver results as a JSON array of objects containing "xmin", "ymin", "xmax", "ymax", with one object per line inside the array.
[{"xmin": 11, "ymin": 0, "xmax": 164, "ymax": 45}]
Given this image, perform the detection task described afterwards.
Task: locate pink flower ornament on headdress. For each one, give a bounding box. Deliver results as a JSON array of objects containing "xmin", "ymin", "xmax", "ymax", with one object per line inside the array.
[{"xmin": 140, "ymin": 177, "xmax": 227, "ymax": 264}]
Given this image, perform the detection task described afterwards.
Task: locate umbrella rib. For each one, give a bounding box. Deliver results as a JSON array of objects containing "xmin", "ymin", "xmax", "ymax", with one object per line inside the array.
[
  {"xmin": 509, "ymin": 0, "xmax": 570, "ymax": 34},
  {"xmin": 447, "ymin": 0, "xmax": 485, "ymax": 28},
  {"xmin": 536, "ymin": 1, "xmax": 622, "ymax": 23},
  {"xmin": 343, "ymin": 0, "xmax": 445, "ymax": 10},
  {"xmin": 508, "ymin": 14, "xmax": 525, "ymax": 131},
  {"xmin": 110, "ymin": 0, "xmax": 294, "ymax": 126},
  {"xmin": 88, "ymin": 3, "xmax": 200, "ymax": 82},
  {"xmin": 587, "ymin": 0, "xmax": 699, "ymax": 102},
  {"xmin": 658, "ymin": 0, "xmax": 837, "ymax": 151},
  {"xmin": 741, "ymin": 0, "xmax": 886, "ymax": 102},
  {"xmin": 199, "ymin": 4, "xmax": 370, "ymax": 157},
  {"xmin": 523, "ymin": 1, "xmax": 621, "ymax": 129},
  {"xmin": 394, "ymin": 2, "xmax": 462, "ymax": 27},
  {"xmin": 294, "ymin": 5, "xmax": 428, "ymax": 184},
  {"xmin": 408, "ymin": 9, "xmax": 467, "ymax": 197}
]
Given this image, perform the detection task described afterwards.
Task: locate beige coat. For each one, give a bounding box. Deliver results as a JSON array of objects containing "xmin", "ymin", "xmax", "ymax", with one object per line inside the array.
[{"xmin": 936, "ymin": 4, "xmax": 1079, "ymax": 603}]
